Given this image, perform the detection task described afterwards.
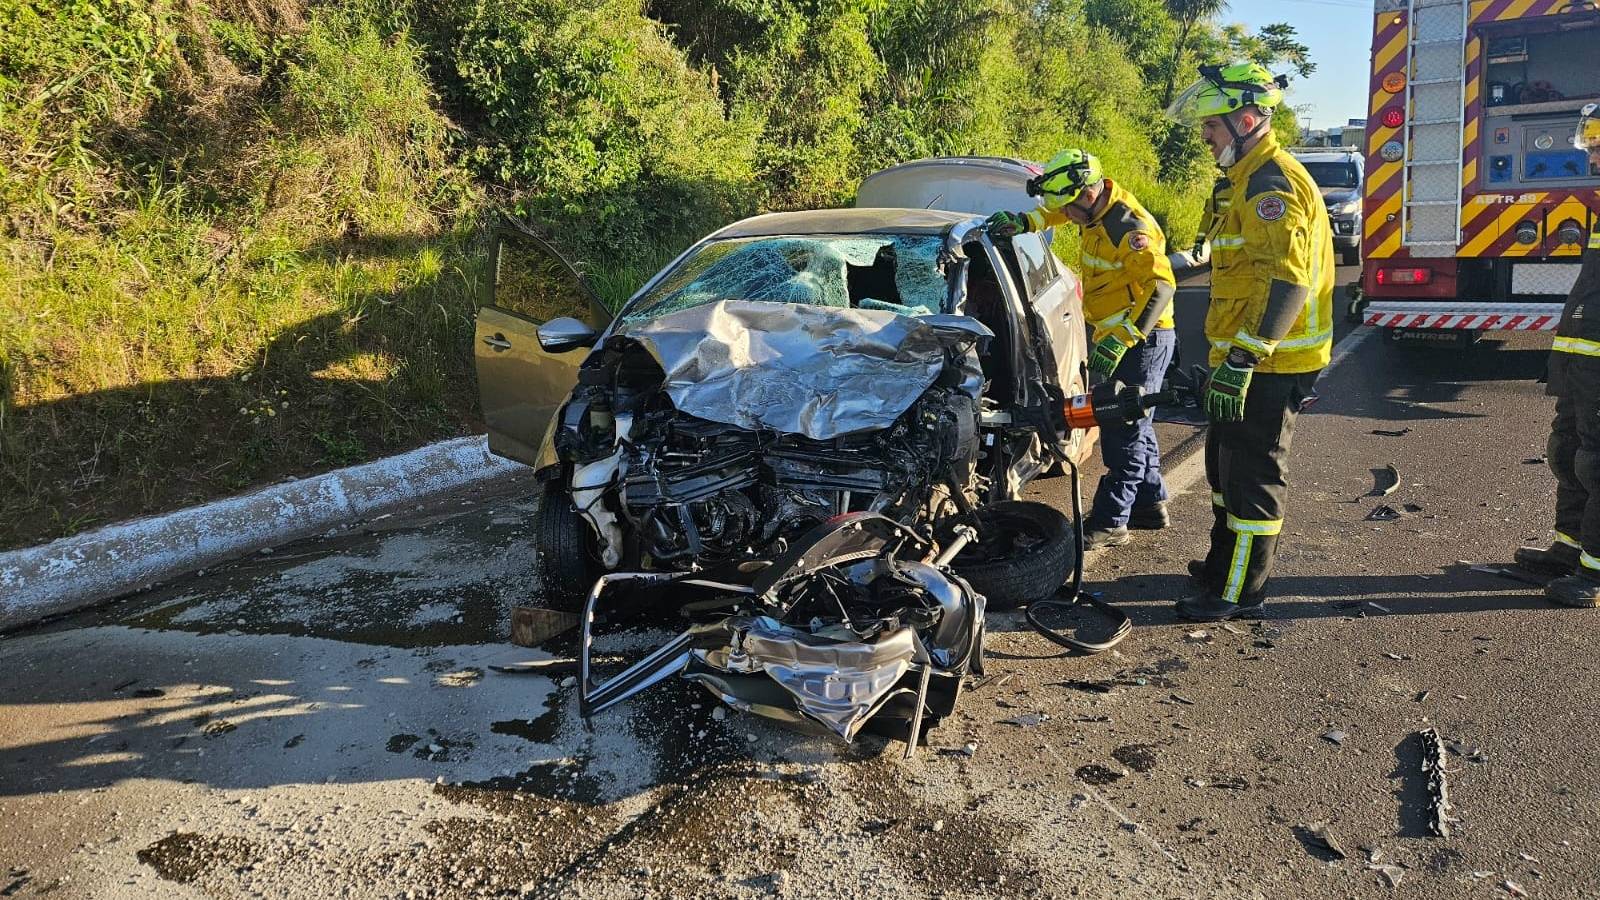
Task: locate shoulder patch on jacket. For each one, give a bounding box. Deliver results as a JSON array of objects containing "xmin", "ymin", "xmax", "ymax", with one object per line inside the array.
[
  {"xmin": 1129, "ymin": 232, "xmax": 1151, "ymax": 251},
  {"xmin": 1246, "ymin": 160, "xmax": 1292, "ymax": 199},
  {"xmin": 1100, "ymin": 202, "xmax": 1146, "ymax": 247},
  {"xmin": 1255, "ymin": 195, "xmax": 1286, "ymax": 221}
]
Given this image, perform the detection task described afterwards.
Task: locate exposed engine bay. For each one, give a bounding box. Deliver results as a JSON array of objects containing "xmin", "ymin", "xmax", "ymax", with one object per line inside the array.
[{"xmin": 553, "ymin": 300, "xmax": 993, "ymax": 573}]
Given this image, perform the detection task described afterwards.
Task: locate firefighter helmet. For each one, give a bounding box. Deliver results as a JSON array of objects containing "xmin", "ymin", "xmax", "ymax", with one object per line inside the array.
[
  {"xmin": 1027, "ymin": 149, "xmax": 1103, "ymax": 209},
  {"xmin": 1166, "ymin": 63, "xmax": 1289, "ymax": 124}
]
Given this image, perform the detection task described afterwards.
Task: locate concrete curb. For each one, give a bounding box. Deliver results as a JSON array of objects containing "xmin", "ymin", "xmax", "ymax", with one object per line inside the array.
[{"xmin": 0, "ymin": 436, "xmax": 524, "ymax": 630}]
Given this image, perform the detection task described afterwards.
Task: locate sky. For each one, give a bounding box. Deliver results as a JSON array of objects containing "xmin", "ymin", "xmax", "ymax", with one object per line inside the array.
[{"xmin": 1221, "ymin": 0, "xmax": 1378, "ymax": 130}]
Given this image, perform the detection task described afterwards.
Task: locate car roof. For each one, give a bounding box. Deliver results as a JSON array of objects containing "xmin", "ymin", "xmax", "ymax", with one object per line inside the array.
[{"xmin": 709, "ymin": 207, "xmax": 973, "ymax": 239}]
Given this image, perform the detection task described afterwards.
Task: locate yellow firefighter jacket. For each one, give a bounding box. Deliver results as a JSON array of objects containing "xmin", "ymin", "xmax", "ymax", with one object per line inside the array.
[
  {"xmin": 1205, "ymin": 133, "xmax": 1335, "ymax": 373},
  {"xmin": 1024, "ymin": 180, "xmax": 1176, "ymax": 345}
]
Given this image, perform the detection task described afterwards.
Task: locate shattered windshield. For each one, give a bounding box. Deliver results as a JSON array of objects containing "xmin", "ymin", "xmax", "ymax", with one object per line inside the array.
[{"xmin": 621, "ymin": 234, "xmax": 950, "ymax": 323}]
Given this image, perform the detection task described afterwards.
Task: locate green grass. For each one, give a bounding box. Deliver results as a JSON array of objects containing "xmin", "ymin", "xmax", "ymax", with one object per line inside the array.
[{"xmin": 0, "ymin": 0, "xmax": 1222, "ymax": 550}]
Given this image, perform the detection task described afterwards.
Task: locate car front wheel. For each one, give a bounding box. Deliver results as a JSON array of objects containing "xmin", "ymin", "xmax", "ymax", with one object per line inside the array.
[{"xmin": 534, "ymin": 482, "xmax": 602, "ymax": 613}]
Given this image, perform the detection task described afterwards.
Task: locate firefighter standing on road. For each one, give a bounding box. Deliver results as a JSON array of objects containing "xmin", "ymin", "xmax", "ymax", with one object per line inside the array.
[
  {"xmin": 1514, "ymin": 103, "xmax": 1600, "ymax": 608},
  {"xmin": 986, "ymin": 150, "xmax": 1179, "ymax": 549},
  {"xmin": 1165, "ymin": 63, "xmax": 1335, "ymax": 622}
]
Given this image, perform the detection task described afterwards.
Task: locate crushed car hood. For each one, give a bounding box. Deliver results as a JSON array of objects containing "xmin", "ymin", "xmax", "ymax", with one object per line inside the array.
[{"xmin": 617, "ymin": 299, "xmax": 984, "ymax": 440}]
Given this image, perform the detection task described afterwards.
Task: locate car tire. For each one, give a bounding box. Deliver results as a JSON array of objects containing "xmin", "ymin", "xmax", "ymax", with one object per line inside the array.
[
  {"xmin": 947, "ymin": 501, "xmax": 1077, "ymax": 611},
  {"xmin": 534, "ymin": 482, "xmax": 601, "ymax": 613}
]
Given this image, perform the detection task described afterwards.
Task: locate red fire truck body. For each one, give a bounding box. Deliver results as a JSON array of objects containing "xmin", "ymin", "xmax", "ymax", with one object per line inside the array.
[{"xmin": 1360, "ymin": 0, "xmax": 1600, "ymax": 338}]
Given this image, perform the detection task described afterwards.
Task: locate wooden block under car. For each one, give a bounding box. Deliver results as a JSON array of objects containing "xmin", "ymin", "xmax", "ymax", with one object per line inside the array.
[{"xmin": 510, "ymin": 605, "xmax": 579, "ymax": 647}]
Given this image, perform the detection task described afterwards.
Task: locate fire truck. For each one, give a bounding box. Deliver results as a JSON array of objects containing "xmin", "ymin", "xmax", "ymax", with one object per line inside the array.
[{"xmin": 1358, "ymin": 0, "xmax": 1600, "ymax": 342}]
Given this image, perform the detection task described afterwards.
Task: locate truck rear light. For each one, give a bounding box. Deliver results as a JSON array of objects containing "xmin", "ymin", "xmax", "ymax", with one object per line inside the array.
[
  {"xmin": 1380, "ymin": 107, "xmax": 1405, "ymax": 129},
  {"xmin": 1557, "ymin": 219, "xmax": 1584, "ymax": 246},
  {"xmin": 1515, "ymin": 221, "xmax": 1540, "ymax": 245},
  {"xmin": 1376, "ymin": 267, "xmax": 1432, "ymax": 286}
]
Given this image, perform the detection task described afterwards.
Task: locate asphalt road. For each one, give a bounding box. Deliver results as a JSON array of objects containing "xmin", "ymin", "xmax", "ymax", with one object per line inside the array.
[{"xmin": 3, "ymin": 273, "xmax": 1593, "ymax": 899}]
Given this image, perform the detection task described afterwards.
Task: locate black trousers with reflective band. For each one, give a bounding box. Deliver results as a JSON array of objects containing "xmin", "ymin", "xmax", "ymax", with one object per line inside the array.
[
  {"xmin": 1202, "ymin": 370, "xmax": 1321, "ymax": 603},
  {"xmin": 1548, "ymin": 354, "xmax": 1600, "ymax": 572}
]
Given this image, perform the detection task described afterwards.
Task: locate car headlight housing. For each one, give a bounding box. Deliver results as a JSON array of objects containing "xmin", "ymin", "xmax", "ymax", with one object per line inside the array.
[{"xmin": 1330, "ymin": 199, "xmax": 1360, "ymax": 217}]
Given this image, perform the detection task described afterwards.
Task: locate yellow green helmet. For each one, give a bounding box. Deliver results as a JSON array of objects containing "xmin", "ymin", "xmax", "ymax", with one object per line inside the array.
[
  {"xmin": 1578, "ymin": 102, "xmax": 1600, "ymax": 150},
  {"xmin": 1166, "ymin": 63, "xmax": 1288, "ymax": 124},
  {"xmin": 1027, "ymin": 149, "xmax": 1103, "ymax": 209}
]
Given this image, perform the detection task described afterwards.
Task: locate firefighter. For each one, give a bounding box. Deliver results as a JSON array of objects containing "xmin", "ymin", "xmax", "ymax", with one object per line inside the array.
[
  {"xmin": 1514, "ymin": 102, "xmax": 1600, "ymax": 607},
  {"xmin": 1164, "ymin": 63, "xmax": 1335, "ymax": 621},
  {"xmin": 986, "ymin": 149, "xmax": 1179, "ymax": 548}
]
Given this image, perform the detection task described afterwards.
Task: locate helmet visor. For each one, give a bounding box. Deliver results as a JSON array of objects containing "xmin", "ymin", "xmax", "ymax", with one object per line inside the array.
[{"xmin": 1164, "ymin": 78, "xmax": 1220, "ymax": 125}]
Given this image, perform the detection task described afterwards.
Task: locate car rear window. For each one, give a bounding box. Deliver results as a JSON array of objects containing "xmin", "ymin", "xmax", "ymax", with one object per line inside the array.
[{"xmin": 621, "ymin": 234, "xmax": 949, "ymax": 323}]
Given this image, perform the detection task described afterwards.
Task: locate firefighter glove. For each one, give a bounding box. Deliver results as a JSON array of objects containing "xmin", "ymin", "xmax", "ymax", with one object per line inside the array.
[
  {"xmin": 1088, "ymin": 333, "xmax": 1132, "ymax": 378},
  {"xmin": 1205, "ymin": 355, "xmax": 1255, "ymax": 423},
  {"xmin": 985, "ymin": 210, "xmax": 1029, "ymax": 238}
]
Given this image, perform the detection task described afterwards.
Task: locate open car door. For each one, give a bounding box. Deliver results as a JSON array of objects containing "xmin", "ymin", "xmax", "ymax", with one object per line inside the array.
[{"xmin": 475, "ymin": 223, "xmax": 613, "ymax": 467}]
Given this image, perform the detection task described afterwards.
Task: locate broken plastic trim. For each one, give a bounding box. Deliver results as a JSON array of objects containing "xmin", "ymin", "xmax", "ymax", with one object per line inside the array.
[{"xmin": 578, "ymin": 573, "xmax": 752, "ymax": 717}]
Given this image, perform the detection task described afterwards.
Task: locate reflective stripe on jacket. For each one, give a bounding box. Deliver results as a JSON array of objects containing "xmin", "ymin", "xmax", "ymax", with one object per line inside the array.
[
  {"xmin": 1205, "ymin": 134, "xmax": 1335, "ymax": 374},
  {"xmin": 1027, "ymin": 180, "xmax": 1177, "ymax": 344}
]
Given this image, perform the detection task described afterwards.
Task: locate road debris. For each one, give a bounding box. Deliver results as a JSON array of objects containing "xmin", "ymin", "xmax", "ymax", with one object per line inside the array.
[
  {"xmin": 1367, "ymin": 863, "xmax": 1405, "ymax": 888},
  {"xmin": 1295, "ymin": 822, "xmax": 1347, "ymax": 860},
  {"xmin": 488, "ymin": 658, "xmax": 587, "ymax": 676},
  {"xmin": 1504, "ymin": 880, "xmax": 1530, "ymax": 897},
  {"xmin": 1470, "ymin": 565, "xmax": 1547, "ymax": 588},
  {"xmin": 1367, "ymin": 505, "xmax": 1402, "ymax": 521},
  {"xmin": 1168, "ymin": 693, "xmax": 1196, "ymax": 706},
  {"xmin": 1419, "ymin": 728, "xmax": 1458, "ymax": 838},
  {"xmin": 1373, "ymin": 464, "xmax": 1401, "ymax": 497},
  {"xmin": 1321, "ymin": 729, "xmax": 1348, "ymax": 746},
  {"xmin": 1371, "ymin": 428, "xmax": 1412, "ymax": 437},
  {"xmin": 1054, "ymin": 679, "xmax": 1116, "ymax": 694},
  {"xmin": 1001, "ymin": 713, "xmax": 1048, "ymax": 727},
  {"xmin": 1184, "ymin": 629, "xmax": 1212, "ymax": 642},
  {"xmin": 970, "ymin": 672, "xmax": 1016, "ymax": 692},
  {"xmin": 1367, "ymin": 602, "xmax": 1393, "ymax": 614}
]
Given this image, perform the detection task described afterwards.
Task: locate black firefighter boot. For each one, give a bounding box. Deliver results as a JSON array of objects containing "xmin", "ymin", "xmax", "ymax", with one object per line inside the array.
[
  {"xmin": 1546, "ymin": 570, "xmax": 1600, "ymax": 608},
  {"xmin": 1514, "ymin": 542, "xmax": 1579, "ymax": 578},
  {"xmin": 1175, "ymin": 591, "xmax": 1265, "ymax": 622}
]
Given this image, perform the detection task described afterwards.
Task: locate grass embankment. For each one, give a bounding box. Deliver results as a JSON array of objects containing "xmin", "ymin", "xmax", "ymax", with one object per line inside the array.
[{"xmin": 2, "ymin": 0, "xmax": 1239, "ymax": 550}]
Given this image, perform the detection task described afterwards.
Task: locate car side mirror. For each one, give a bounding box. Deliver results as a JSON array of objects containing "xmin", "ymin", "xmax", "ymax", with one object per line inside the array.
[{"xmin": 536, "ymin": 317, "xmax": 599, "ymax": 353}]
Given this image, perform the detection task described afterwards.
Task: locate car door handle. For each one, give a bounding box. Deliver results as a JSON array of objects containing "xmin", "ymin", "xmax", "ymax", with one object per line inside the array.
[{"xmin": 482, "ymin": 333, "xmax": 512, "ymax": 351}]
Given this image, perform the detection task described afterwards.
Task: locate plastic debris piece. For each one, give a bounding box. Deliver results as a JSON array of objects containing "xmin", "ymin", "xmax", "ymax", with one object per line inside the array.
[
  {"xmin": 1297, "ymin": 822, "xmax": 1347, "ymax": 859},
  {"xmin": 1367, "ymin": 505, "xmax": 1402, "ymax": 521},
  {"xmin": 1001, "ymin": 713, "xmax": 1047, "ymax": 727},
  {"xmin": 1523, "ymin": 457, "xmax": 1546, "ymax": 465},
  {"xmin": 1169, "ymin": 693, "xmax": 1196, "ymax": 706},
  {"xmin": 1322, "ymin": 729, "xmax": 1348, "ymax": 745},
  {"xmin": 1220, "ymin": 623, "xmax": 1245, "ymax": 635},
  {"xmin": 1504, "ymin": 881, "xmax": 1529, "ymax": 898},
  {"xmin": 1368, "ymin": 864, "xmax": 1404, "ymax": 888},
  {"xmin": 1373, "ymin": 464, "xmax": 1401, "ymax": 496},
  {"xmin": 1367, "ymin": 602, "xmax": 1393, "ymax": 614},
  {"xmin": 1371, "ymin": 428, "xmax": 1411, "ymax": 437},
  {"xmin": 1184, "ymin": 629, "xmax": 1212, "ymax": 642}
]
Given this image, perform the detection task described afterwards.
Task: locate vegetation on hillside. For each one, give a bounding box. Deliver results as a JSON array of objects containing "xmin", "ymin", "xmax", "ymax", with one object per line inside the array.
[{"xmin": 0, "ymin": 0, "xmax": 1314, "ymax": 548}]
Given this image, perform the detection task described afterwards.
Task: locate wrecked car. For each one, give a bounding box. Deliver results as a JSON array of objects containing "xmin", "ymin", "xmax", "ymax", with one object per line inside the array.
[{"xmin": 475, "ymin": 159, "xmax": 1151, "ymax": 742}]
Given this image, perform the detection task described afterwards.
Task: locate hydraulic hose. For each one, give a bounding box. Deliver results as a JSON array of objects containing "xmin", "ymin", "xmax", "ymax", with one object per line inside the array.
[{"xmin": 1024, "ymin": 457, "xmax": 1132, "ymax": 654}]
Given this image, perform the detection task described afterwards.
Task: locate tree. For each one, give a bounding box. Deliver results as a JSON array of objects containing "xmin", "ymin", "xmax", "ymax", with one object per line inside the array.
[{"xmin": 1161, "ymin": 0, "xmax": 1228, "ymax": 108}]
